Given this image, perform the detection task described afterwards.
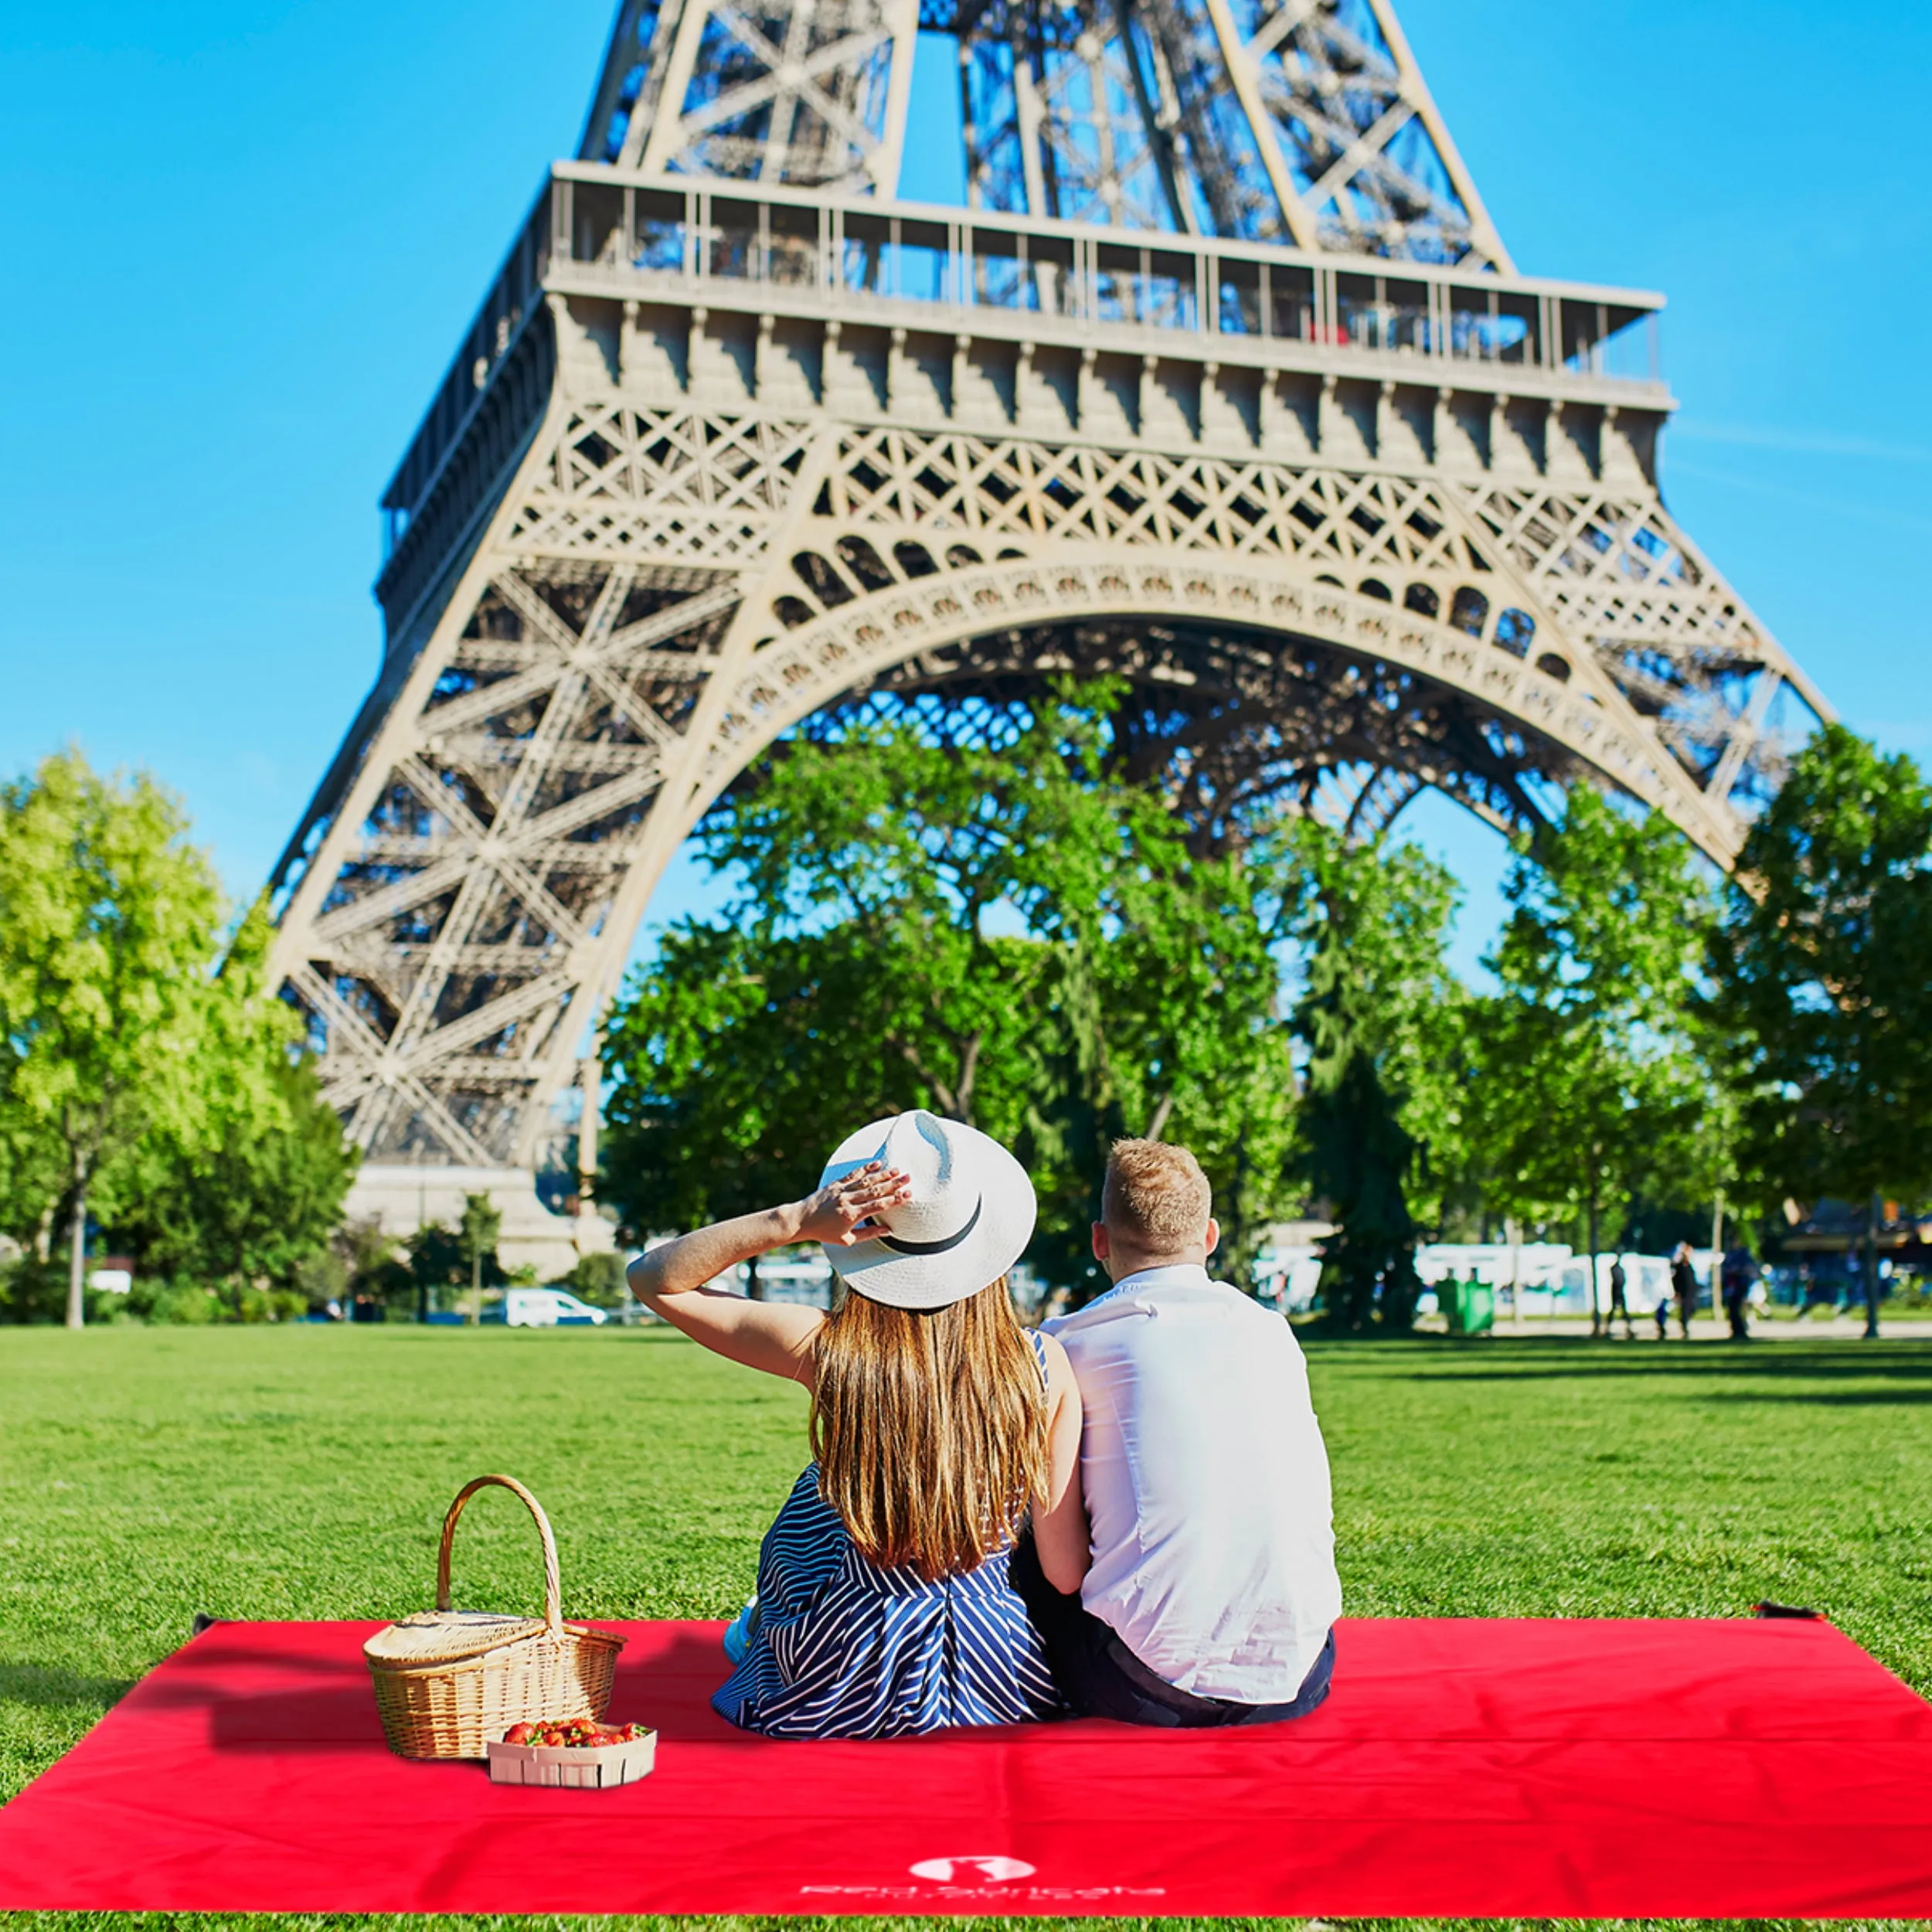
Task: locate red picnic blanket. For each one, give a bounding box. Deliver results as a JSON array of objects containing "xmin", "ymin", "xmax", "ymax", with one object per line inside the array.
[{"xmin": 2, "ymin": 1615, "xmax": 1929, "ymax": 1917}]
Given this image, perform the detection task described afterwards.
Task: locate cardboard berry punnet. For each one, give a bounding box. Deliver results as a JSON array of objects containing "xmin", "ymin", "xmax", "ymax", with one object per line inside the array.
[{"xmin": 485, "ymin": 1717, "xmax": 657, "ymax": 1788}]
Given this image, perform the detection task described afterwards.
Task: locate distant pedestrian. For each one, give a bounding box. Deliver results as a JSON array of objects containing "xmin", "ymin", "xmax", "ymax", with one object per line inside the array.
[
  {"xmin": 1652, "ymin": 1277, "xmax": 1671, "ymax": 1340},
  {"xmin": 1721, "ymin": 1247, "xmax": 1755, "ymax": 1341},
  {"xmin": 1607, "ymin": 1257, "xmax": 1635, "ymax": 1339},
  {"xmin": 1670, "ymin": 1243, "xmax": 1696, "ymax": 1339}
]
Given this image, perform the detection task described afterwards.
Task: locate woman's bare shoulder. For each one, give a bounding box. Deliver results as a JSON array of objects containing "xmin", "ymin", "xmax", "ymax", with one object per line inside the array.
[{"xmin": 1036, "ymin": 1328, "xmax": 1079, "ymax": 1393}]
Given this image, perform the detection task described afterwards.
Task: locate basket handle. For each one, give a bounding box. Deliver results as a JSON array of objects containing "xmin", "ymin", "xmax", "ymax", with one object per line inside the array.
[{"xmin": 434, "ymin": 1475, "xmax": 563, "ymax": 1637}]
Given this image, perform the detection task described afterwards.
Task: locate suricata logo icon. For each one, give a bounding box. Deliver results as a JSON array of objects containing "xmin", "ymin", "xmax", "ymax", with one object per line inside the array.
[{"xmin": 910, "ymin": 1855, "xmax": 1036, "ymax": 1883}]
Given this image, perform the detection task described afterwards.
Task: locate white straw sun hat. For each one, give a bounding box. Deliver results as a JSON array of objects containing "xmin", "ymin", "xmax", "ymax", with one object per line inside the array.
[{"xmin": 818, "ymin": 1110, "xmax": 1036, "ymax": 1311}]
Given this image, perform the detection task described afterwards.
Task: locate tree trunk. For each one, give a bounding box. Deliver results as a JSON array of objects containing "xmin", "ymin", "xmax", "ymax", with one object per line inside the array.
[
  {"xmin": 1585, "ymin": 1167, "xmax": 1602, "ymax": 1338},
  {"xmin": 65, "ymin": 1180, "xmax": 88, "ymax": 1331},
  {"xmin": 1863, "ymin": 1192, "xmax": 1882, "ymax": 1340},
  {"xmin": 1145, "ymin": 1090, "xmax": 1175, "ymax": 1142},
  {"xmin": 746, "ymin": 1250, "xmax": 763, "ymax": 1301},
  {"xmin": 954, "ymin": 1031, "xmax": 984, "ymax": 1129},
  {"xmin": 888, "ymin": 1036, "xmax": 959, "ymax": 1119},
  {"xmin": 1223, "ymin": 1134, "xmax": 1251, "ymax": 1288},
  {"xmin": 1709, "ymin": 1190, "xmax": 1724, "ymax": 1332},
  {"xmin": 470, "ymin": 1248, "xmax": 481, "ymax": 1325}
]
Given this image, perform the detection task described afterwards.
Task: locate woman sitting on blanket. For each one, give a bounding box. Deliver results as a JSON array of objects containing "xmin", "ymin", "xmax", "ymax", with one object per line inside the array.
[{"xmin": 626, "ymin": 1109, "xmax": 1087, "ymax": 1740}]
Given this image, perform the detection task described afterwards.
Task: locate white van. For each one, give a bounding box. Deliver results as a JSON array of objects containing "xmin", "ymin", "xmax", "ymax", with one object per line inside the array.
[{"xmin": 493, "ymin": 1287, "xmax": 608, "ymax": 1328}]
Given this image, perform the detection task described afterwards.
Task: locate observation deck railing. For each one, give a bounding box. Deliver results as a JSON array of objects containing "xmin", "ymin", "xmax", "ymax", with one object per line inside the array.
[
  {"xmin": 560, "ymin": 169, "xmax": 1661, "ymax": 379},
  {"xmin": 383, "ymin": 161, "xmax": 1668, "ymax": 548}
]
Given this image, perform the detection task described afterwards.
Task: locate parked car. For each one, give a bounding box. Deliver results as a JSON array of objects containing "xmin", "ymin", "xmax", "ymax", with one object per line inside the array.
[{"xmin": 483, "ymin": 1287, "xmax": 608, "ymax": 1328}]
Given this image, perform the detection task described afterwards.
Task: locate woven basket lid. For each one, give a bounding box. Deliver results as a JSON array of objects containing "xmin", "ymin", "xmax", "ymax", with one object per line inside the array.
[{"xmin": 364, "ymin": 1610, "xmax": 553, "ymax": 1669}]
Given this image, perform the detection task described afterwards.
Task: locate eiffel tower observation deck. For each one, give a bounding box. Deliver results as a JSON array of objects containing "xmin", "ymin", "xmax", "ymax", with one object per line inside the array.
[{"xmin": 268, "ymin": 0, "xmax": 1831, "ymax": 1267}]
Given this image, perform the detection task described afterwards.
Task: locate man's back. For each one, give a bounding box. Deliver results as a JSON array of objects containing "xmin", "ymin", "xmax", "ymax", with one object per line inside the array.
[{"xmin": 1046, "ymin": 1264, "xmax": 1341, "ymax": 1702}]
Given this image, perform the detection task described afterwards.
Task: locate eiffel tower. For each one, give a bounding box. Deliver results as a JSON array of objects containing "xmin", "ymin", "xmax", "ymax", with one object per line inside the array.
[{"xmin": 268, "ymin": 0, "xmax": 1830, "ymax": 1268}]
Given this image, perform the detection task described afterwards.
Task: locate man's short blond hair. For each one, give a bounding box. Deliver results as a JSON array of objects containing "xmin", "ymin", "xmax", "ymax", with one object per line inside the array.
[{"xmin": 1102, "ymin": 1139, "xmax": 1213, "ymax": 1253}]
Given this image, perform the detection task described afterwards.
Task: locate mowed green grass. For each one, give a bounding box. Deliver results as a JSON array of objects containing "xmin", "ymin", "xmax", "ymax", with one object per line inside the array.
[{"xmin": 2, "ymin": 1325, "xmax": 1930, "ymax": 1932}]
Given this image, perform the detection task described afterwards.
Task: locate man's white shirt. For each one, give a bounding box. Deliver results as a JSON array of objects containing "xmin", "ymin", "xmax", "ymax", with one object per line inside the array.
[{"xmin": 1043, "ymin": 1264, "xmax": 1342, "ymax": 1703}]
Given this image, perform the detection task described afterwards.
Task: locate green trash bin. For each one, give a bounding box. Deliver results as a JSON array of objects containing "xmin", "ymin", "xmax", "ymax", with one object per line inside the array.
[
  {"xmin": 1462, "ymin": 1277, "xmax": 1495, "ymax": 1335},
  {"xmin": 1443, "ymin": 1276, "xmax": 1495, "ymax": 1336}
]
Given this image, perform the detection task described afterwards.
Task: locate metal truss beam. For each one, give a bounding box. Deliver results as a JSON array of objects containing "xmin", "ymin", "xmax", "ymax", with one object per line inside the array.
[
  {"xmin": 580, "ymin": 0, "xmax": 1507, "ymax": 263},
  {"xmin": 273, "ymin": 0, "xmax": 1832, "ymax": 1187},
  {"xmin": 271, "ymin": 286, "xmax": 1826, "ymax": 1171}
]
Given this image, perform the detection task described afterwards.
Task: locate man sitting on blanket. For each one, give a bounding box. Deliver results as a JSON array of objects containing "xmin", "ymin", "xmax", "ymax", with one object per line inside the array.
[{"xmin": 1011, "ymin": 1138, "xmax": 1341, "ymax": 1726}]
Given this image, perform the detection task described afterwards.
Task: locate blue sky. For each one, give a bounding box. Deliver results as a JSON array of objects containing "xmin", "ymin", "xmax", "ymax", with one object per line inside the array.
[{"xmin": 2, "ymin": 0, "xmax": 1927, "ymax": 978}]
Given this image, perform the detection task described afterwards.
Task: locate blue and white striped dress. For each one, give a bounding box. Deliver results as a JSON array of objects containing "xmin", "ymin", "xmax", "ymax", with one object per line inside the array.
[{"xmin": 712, "ymin": 1333, "xmax": 1066, "ymax": 1739}]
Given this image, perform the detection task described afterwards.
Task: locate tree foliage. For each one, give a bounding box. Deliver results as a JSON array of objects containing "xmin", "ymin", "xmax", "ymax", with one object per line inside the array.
[
  {"xmin": 1715, "ymin": 726, "xmax": 1932, "ymax": 1199},
  {"xmin": 1471, "ymin": 788, "xmax": 1716, "ymax": 1327},
  {"xmin": 335, "ymin": 1217, "xmax": 413, "ymax": 1318},
  {"xmin": 1279, "ymin": 821, "xmax": 1464, "ymax": 1330},
  {"xmin": 559, "ymin": 1250, "xmax": 628, "ymax": 1306},
  {"xmin": 108, "ymin": 908, "xmax": 358, "ymax": 1313},
  {"xmin": 457, "ymin": 1192, "xmax": 505, "ymax": 1318},
  {"xmin": 1712, "ymin": 726, "xmax": 1932, "ymax": 1313},
  {"xmin": 0, "ymin": 753, "xmax": 229, "ymax": 1321},
  {"xmin": 0, "ymin": 750, "xmax": 355, "ymax": 1322},
  {"xmin": 602, "ymin": 690, "xmax": 1295, "ymax": 1297}
]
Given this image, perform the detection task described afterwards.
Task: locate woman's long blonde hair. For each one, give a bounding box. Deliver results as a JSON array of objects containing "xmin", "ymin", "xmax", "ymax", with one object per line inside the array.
[{"xmin": 810, "ymin": 1279, "xmax": 1049, "ymax": 1582}]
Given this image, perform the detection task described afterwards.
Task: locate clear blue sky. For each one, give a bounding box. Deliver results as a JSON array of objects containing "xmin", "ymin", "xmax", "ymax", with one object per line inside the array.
[{"xmin": 3, "ymin": 0, "xmax": 1927, "ymax": 977}]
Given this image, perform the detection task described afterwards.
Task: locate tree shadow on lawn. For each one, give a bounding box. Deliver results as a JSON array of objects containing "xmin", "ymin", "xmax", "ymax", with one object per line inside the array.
[
  {"xmin": 1701, "ymin": 1386, "xmax": 1932, "ymax": 1406},
  {"xmin": 0, "ymin": 1661, "xmax": 134, "ymax": 1715},
  {"xmin": 1374, "ymin": 1338, "xmax": 1932, "ymax": 1391}
]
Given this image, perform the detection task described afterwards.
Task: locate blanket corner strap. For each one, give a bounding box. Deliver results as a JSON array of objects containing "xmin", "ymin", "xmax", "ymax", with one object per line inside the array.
[{"xmin": 435, "ymin": 1474, "xmax": 565, "ymax": 1635}]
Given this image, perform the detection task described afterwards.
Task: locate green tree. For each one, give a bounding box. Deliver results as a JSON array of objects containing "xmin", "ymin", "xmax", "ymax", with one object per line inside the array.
[
  {"xmin": 406, "ymin": 1222, "xmax": 466, "ymax": 1322},
  {"xmin": 558, "ymin": 1250, "xmax": 627, "ymax": 1306},
  {"xmin": 603, "ymin": 690, "xmax": 1293, "ymax": 1297},
  {"xmin": 338, "ymin": 1216, "xmax": 411, "ymax": 1317},
  {"xmin": 0, "ymin": 753, "xmax": 228, "ymax": 1326},
  {"xmin": 1712, "ymin": 726, "xmax": 1932, "ymax": 1335},
  {"xmin": 107, "ymin": 907, "xmax": 358, "ymax": 1313},
  {"xmin": 111, "ymin": 1056, "xmax": 355, "ymax": 1317},
  {"xmin": 1279, "ymin": 822, "xmax": 1465, "ymax": 1332},
  {"xmin": 0, "ymin": 1103, "xmax": 63, "ymax": 1285},
  {"xmin": 1472, "ymin": 789, "xmax": 1715, "ymax": 1335},
  {"xmin": 457, "ymin": 1191, "xmax": 504, "ymax": 1321},
  {"xmin": 604, "ymin": 920, "xmax": 952, "ymax": 1241},
  {"xmin": 0, "ymin": 757, "xmax": 359, "ymax": 1325}
]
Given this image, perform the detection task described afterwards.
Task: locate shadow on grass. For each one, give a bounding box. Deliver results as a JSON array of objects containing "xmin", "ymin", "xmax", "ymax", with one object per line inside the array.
[
  {"xmin": 0, "ymin": 1662, "xmax": 133, "ymax": 1714},
  {"xmin": 1374, "ymin": 1340, "xmax": 1932, "ymax": 1388},
  {"xmin": 1702, "ymin": 1386, "xmax": 1932, "ymax": 1406}
]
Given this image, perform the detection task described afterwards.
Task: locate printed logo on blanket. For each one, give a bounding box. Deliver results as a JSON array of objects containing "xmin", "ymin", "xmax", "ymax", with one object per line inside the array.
[{"xmin": 909, "ymin": 1855, "xmax": 1036, "ymax": 1883}]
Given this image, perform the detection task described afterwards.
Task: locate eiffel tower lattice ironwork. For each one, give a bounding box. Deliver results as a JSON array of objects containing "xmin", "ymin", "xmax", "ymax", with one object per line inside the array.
[{"xmin": 267, "ymin": 0, "xmax": 1830, "ymax": 1255}]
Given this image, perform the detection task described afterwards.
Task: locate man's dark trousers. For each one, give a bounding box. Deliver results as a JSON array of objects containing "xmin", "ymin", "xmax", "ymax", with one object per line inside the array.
[{"xmin": 1009, "ymin": 1536, "xmax": 1334, "ymax": 1728}]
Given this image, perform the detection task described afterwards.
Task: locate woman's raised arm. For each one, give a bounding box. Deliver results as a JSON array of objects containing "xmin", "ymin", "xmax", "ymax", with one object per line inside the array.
[{"xmin": 625, "ymin": 1162, "xmax": 911, "ymax": 1384}]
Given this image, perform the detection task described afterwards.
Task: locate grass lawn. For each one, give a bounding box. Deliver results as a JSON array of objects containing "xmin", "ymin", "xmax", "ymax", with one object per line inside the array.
[{"xmin": 3, "ymin": 1324, "xmax": 1930, "ymax": 1932}]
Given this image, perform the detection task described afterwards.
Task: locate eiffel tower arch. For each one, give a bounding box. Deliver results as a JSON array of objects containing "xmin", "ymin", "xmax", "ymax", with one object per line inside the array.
[{"xmin": 268, "ymin": 0, "xmax": 1831, "ymax": 1268}]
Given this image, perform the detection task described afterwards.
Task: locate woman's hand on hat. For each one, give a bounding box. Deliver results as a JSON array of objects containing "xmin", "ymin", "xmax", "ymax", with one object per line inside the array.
[{"xmin": 795, "ymin": 1162, "xmax": 911, "ymax": 1247}]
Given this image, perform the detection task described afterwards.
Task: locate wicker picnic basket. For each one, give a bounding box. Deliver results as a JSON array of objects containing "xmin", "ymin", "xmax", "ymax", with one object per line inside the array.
[{"xmin": 363, "ymin": 1475, "xmax": 624, "ymax": 1760}]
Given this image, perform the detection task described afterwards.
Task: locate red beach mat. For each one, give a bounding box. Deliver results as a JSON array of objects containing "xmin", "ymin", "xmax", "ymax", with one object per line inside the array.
[{"xmin": 2, "ymin": 1616, "xmax": 1930, "ymax": 1918}]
